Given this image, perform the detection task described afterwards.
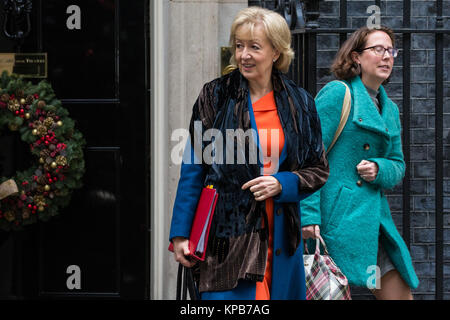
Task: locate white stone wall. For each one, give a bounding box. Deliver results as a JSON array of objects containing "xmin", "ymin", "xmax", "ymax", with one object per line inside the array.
[{"xmin": 151, "ymin": 0, "xmax": 246, "ymax": 300}]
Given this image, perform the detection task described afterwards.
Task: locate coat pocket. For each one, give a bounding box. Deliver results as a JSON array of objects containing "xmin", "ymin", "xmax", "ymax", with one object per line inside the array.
[{"xmin": 326, "ymin": 185, "xmax": 353, "ymax": 231}]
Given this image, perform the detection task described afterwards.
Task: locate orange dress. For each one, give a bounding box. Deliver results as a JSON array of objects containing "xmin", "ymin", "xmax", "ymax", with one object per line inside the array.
[{"xmin": 251, "ymin": 91, "xmax": 285, "ymax": 300}]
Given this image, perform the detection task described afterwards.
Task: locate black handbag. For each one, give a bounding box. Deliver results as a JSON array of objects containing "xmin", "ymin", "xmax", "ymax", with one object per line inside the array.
[{"xmin": 176, "ymin": 263, "xmax": 200, "ymax": 300}]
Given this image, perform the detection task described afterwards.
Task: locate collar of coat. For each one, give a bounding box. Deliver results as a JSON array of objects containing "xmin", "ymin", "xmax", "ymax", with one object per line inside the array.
[{"xmin": 348, "ymin": 75, "xmax": 400, "ymax": 137}]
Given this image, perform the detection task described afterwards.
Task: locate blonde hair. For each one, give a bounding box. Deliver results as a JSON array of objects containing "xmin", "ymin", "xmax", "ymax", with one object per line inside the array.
[{"xmin": 229, "ymin": 6, "xmax": 294, "ymax": 73}]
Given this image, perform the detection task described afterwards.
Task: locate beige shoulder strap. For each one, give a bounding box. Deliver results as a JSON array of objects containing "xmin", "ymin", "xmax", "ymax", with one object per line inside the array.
[{"xmin": 326, "ymin": 81, "xmax": 351, "ymax": 155}]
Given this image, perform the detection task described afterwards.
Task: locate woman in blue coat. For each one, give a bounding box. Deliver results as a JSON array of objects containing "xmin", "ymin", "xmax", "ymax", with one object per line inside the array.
[
  {"xmin": 169, "ymin": 7, "xmax": 329, "ymax": 300},
  {"xmin": 301, "ymin": 26, "xmax": 419, "ymax": 299}
]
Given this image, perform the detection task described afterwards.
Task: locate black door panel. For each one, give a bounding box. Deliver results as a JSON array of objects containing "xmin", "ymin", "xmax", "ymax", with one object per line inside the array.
[
  {"xmin": 42, "ymin": 0, "xmax": 117, "ymax": 99},
  {"xmin": 0, "ymin": 0, "xmax": 149, "ymax": 299}
]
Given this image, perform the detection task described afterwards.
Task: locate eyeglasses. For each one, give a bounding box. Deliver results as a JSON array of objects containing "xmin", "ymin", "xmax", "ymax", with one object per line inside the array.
[{"xmin": 359, "ymin": 45, "xmax": 398, "ymax": 58}]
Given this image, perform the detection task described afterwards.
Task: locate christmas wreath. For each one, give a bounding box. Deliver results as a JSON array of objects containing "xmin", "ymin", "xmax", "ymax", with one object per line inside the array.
[{"xmin": 0, "ymin": 71, "xmax": 85, "ymax": 231}]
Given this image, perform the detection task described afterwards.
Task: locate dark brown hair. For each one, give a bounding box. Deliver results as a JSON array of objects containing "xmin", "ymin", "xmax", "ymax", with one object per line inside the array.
[{"xmin": 331, "ymin": 26, "xmax": 395, "ymax": 83}]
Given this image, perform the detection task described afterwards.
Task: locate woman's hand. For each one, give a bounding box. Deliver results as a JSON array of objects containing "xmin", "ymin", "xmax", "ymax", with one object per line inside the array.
[
  {"xmin": 171, "ymin": 237, "xmax": 197, "ymax": 268},
  {"xmin": 302, "ymin": 224, "xmax": 320, "ymax": 239},
  {"xmin": 242, "ymin": 176, "xmax": 282, "ymax": 201},
  {"xmin": 356, "ymin": 160, "xmax": 379, "ymax": 182}
]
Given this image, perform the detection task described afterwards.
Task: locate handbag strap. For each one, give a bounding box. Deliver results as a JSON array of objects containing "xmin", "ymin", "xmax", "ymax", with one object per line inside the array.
[
  {"xmin": 315, "ymin": 235, "xmax": 330, "ymax": 256},
  {"xmin": 303, "ymin": 235, "xmax": 330, "ymax": 256},
  {"xmin": 185, "ymin": 266, "xmax": 200, "ymax": 300},
  {"xmin": 176, "ymin": 263, "xmax": 200, "ymax": 300},
  {"xmin": 326, "ymin": 81, "xmax": 351, "ymax": 155},
  {"xmin": 176, "ymin": 263, "xmax": 183, "ymax": 300}
]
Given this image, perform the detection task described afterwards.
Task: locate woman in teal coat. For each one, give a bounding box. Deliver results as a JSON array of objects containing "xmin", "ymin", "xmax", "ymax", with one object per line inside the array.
[{"xmin": 301, "ymin": 26, "xmax": 419, "ymax": 299}]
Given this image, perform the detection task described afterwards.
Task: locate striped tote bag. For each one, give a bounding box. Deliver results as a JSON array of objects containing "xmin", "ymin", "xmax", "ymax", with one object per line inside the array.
[{"xmin": 303, "ymin": 236, "xmax": 351, "ymax": 300}]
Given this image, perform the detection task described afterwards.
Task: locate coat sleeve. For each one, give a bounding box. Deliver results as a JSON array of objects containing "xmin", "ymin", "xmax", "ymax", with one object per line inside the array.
[
  {"xmin": 272, "ymin": 88, "xmax": 329, "ymax": 204},
  {"xmin": 367, "ymin": 108, "xmax": 405, "ymax": 190},
  {"xmin": 272, "ymin": 151, "xmax": 328, "ymax": 204},
  {"xmin": 169, "ymin": 82, "xmax": 215, "ymax": 242},
  {"xmin": 168, "ymin": 140, "xmax": 206, "ymax": 241},
  {"xmin": 300, "ymin": 81, "xmax": 347, "ymax": 227}
]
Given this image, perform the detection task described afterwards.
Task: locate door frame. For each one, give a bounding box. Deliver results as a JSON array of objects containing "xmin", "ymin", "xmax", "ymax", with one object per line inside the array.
[{"xmin": 149, "ymin": 0, "xmax": 167, "ymax": 300}]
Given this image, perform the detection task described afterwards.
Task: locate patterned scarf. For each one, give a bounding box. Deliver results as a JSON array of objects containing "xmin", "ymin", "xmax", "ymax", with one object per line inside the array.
[{"xmin": 189, "ymin": 68, "xmax": 324, "ymax": 256}]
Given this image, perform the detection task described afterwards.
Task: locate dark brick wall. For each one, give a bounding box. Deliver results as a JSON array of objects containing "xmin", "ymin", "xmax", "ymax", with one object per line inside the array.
[{"xmin": 249, "ymin": 0, "xmax": 450, "ymax": 300}]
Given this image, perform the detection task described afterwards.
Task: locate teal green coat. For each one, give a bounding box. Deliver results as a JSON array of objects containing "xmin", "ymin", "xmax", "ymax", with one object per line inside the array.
[{"xmin": 301, "ymin": 76, "xmax": 419, "ymax": 289}]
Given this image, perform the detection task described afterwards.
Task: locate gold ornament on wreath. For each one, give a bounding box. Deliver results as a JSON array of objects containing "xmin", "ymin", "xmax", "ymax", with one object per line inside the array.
[{"xmin": 0, "ymin": 71, "xmax": 85, "ymax": 231}]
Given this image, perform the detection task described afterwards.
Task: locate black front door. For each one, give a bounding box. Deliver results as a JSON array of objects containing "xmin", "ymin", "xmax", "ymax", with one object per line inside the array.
[{"xmin": 0, "ymin": 0, "xmax": 150, "ymax": 299}]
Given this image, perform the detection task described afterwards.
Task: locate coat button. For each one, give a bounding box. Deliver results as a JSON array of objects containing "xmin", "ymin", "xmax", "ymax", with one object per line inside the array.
[
  {"xmin": 359, "ymin": 118, "xmax": 363, "ymax": 122},
  {"xmin": 363, "ymin": 143, "xmax": 370, "ymax": 150},
  {"xmin": 275, "ymin": 248, "xmax": 282, "ymax": 256},
  {"xmin": 276, "ymin": 208, "xmax": 282, "ymax": 216},
  {"xmin": 385, "ymin": 128, "xmax": 389, "ymax": 132},
  {"xmin": 356, "ymin": 180, "xmax": 363, "ymax": 187}
]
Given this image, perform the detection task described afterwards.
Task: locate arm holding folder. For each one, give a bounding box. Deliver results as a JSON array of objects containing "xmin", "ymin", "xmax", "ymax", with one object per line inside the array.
[{"xmin": 169, "ymin": 141, "xmax": 208, "ymax": 268}]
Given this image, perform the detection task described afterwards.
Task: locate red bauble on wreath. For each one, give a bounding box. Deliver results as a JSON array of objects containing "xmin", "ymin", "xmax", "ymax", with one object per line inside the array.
[{"xmin": 0, "ymin": 71, "xmax": 85, "ymax": 231}]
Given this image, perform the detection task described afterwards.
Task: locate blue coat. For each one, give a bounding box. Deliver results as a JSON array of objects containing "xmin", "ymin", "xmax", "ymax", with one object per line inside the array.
[
  {"xmin": 301, "ymin": 76, "xmax": 419, "ymax": 289},
  {"xmin": 169, "ymin": 95, "xmax": 309, "ymax": 300}
]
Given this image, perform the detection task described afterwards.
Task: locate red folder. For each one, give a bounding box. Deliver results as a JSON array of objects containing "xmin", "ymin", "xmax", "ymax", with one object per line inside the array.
[{"xmin": 168, "ymin": 186, "xmax": 218, "ymax": 261}]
